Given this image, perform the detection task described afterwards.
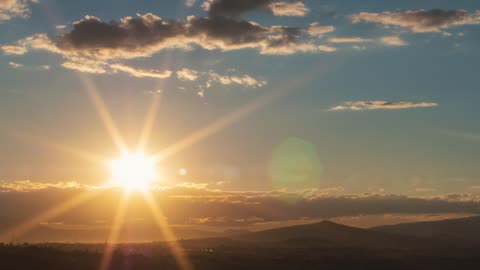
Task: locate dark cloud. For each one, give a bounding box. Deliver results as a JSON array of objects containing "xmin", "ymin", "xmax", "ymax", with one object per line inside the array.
[
  {"xmin": 56, "ymin": 14, "xmax": 188, "ymax": 58},
  {"xmin": 4, "ymin": 13, "xmax": 333, "ymax": 60},
  {"xmin": 352, "ymin": 9, "xmax": 480, "ymax": 33}
]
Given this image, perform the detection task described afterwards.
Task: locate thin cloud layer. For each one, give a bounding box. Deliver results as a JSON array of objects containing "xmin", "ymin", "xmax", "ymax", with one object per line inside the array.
[
  {"xmin": 329, "ymin": 37, "xmax": 372, "ymax": 43},
  {"xmin": 203, "ymin": 0, "xmax": 309, "ymax": 17},
  {"xmin": 352, "ymin": 9, "xmax": 480, "ymax": 33},
  {"xmin": 329, "ymin": 101, "xmax": 438, "ymax": 111},
  {"xmin": 0, "ymin": 183, "xmax": 479, "ymax": 231}
]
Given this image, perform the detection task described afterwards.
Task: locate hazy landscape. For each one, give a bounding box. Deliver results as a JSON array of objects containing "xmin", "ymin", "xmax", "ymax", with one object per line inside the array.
[{"xmin": 3, "ymin": 216, "xmax": 480, "ymax": 269}]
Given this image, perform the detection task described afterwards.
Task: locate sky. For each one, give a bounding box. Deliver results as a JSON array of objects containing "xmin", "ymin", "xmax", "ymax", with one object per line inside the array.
[{"xmin": 1, "ymin": 0, "xmax": 480, "ymax": 242}]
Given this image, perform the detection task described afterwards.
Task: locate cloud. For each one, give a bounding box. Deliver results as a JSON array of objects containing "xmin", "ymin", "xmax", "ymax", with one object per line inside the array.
[
  {"xmin": 268, "ymin": 2, "xmax": 309, "ymax": 17},
  {"xmin": 177, "ymin": 68, "xmax": 200, "ymax": 81},
  {"xmin": 207, "ymin": 71, "xmax": 267, "ymax": 87},
  {"xmin": 110, "ymin": 63, "xmax": 172, "ymax": 78},
  {"xmin": 0, "ymin": 183, "xmax": 479, "ymax": 235},
  {"xmin": 381, "ymin": 36, "xmax": 408, "ymax": 46},
  {"xmin": 0, "ymin": 180, "xmax": 84, "ymax": 192},
  {"xmin": 0, "ymin": 181, "xmax": 480, "ymax": 242},
  {"xmin": 1, "ymin": 33, "xmax": 60, "ymax": 55},
  {"xmin": 185, "ymin": 0, "xmax": 196, "ymax": 7},
  {"xmin": 61, "ymin": 57, "xmax": 173, "ymax": 78},
  {"xmin": 329, "ymin": 101, "xmax": 438, "ymax": 111},
  {"xmin": 203, "ymin": 0, "xmax": 309, "ymax": 17},
  {"xmin": 1, "ymin": 44, "xmax": 28, "ymax": 55},
  {"xmin": 0, "ymin": 0, "xmax": 36, "ymax": 21},
  {"xmin": 352, "ymin": 45, "xmax": 367, "ymax": 51},
  {"xmin": 61, "ymin": 57, "xmax": 109, "ymax": 74},
  {"xmin": 8, "ymin": 61, "xmax": 22, "ymax": 68},
  {"xmin": 3, "ymin": 13, "xmax": 333, "ymax": 60},
  {"xmin": 59, "ymin": 54, "xmax": 261, "ymax": 87},
  {"xmin": 307, "ymin": 22, "xmax": 335, "ymax": 37},
  {"xmin": 352, "ymin": 9, "xmax": 480, "ymax": 33},
  {"xmin": 328, "ymin": 37, "xmax": 373, "ymax": 43},
  {"xmin": 176, "ymin": 68, "xmax": 267, "ymax": 89}
]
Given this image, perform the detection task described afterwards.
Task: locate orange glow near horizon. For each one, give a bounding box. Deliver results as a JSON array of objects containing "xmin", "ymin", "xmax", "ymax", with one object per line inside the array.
[
  {"xmin": 0, "ymin": 52, "xmax": 305, "ymax": 268},
  {"xmin": 99, "ymin": 192, "xmax": 130, "ymax": 270},
  {"xmin": 143, "ymin": 191, "xmax": 192, "ymax": 270}
]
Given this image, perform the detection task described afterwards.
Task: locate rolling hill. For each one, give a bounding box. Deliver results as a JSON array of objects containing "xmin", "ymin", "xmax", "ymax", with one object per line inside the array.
[
  {"xmin": 372, "ymin": 215, "xmax": 480, "ymax": 242},
  {"xmin": 224, "ymin": 220, "xmax": 437, "ymax": 249}
]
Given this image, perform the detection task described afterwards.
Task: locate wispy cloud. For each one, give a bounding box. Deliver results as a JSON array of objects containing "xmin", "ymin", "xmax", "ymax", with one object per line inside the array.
[
  {"xmin": 329, "ymin": 101, "xmax": 438, "ymax": 111},
  {"xmin": 0, "ymin": 0, "xmax": 36, "ymax": 21},
  {"xmin": 177, "ymin": 68, "xmax": 200, "ymax": 81},
  {"xmin": 8, "ymin": 61, "xmax": 23, "ymax": 68},
  {"xmin": 110, "ymin": 63, "xmax": 172, "ymax": 79},
  {"xmin": 380, "ymin": 36, "xmax": 408, "ymax": 46},
  {"xmin": 1, "ymin": 44, "xmax": 28, "ymax": 55},
  {"xmin": 329, "ymin": 37, "xmax": 373, "ymax": 43},
  {"xmin": 55, "ymin": 24, "xmax": 67, "ymax": 30},
  {"xmin": 207, "ymin": 71, "xmax": 267, "ymax": 88},
  {"xmin": 307, "ymin": 22, "xmax": 335, "ymax": 37},
  {"xmin": 176, "ymin": 68, "xmax": 267, "ymax": 89},
  {"xmin": 185, "ymin": 0, "xmax": 196, "ymax": 7},
  {"xmin": 352, "ymin": 9, "xmax": 480, "ymax": 33},
  {"xmin": 268, "ymin": 2, "xmax": 309, "ymax": 17}
]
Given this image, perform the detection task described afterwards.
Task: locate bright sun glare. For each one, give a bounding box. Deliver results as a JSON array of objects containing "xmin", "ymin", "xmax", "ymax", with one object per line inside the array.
[{"xmin": 110, "ymin": 151, "xmax": 158, "ymax": 190}]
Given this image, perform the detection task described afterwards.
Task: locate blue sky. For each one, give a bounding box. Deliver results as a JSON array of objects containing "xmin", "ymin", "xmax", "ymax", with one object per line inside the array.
[{"xmin": 1, "ymin": 0, "xmax": 480, "ymax": 196}]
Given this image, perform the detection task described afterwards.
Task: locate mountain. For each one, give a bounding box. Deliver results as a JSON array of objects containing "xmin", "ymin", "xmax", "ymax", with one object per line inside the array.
[
  {"xmin": 229, "ymin": 220, "xmax": 431, "ymax": 249},
  {"xmin": 372, "ymin": 215, "xmax": 480, "ymax": 242}
]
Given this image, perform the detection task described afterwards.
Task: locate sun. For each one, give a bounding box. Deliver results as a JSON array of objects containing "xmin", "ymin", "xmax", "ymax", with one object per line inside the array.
[{"xmin": 110, "ymin": 151, "xmax": 158, "ymax": 191}]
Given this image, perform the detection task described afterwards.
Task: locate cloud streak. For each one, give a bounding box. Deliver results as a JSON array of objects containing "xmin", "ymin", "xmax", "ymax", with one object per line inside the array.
[
  {"xmin": 329, "ymin": 101, "xmax": 438, "ymax": 111},
  {"xmin": 352, "ymin": 9, "xmax": 480, "ymax": 33},
  {"xmin": 328, "ymin": 37, "xmax": 373, "ymax": 43},
  {"xmin": 380, "ymin": 36, "xmax": 408, "ymax": 46},
  {"xmin": 8, "ymin": 61, "xmax": 22, "ymax": 68}
]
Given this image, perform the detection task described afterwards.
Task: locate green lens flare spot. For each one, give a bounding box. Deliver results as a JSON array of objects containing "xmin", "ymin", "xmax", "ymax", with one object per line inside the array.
[{"xmin": 270, "ymin": 137, "xmax": 323, "ymax": 191}]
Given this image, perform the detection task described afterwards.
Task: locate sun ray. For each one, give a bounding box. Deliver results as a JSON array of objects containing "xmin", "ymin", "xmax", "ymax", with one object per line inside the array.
[
  {"xmin": 153, "ymin": 85, "xmax": 288, "ymax": 162},
  {"xmin": 136, "ymin": 93, "xmax": 162, "ymax": 151},
  {"xmin": 99, "ymin": 191, "xmax": 130, "ymax": 270},
  {"xmin": 152, "ymin": 69, "xmax": 322, "ymax": 162},
  {"xmin": 143, "ymin": 191, "xmax": 192, "ymax": 270},
  {"xmin": 3, "ymin": 128, "xmax": 107, "ymax": 164},
  {"xmin": 0, "ymin": 189, "xmax": 102, "ymax": 242},
  {"xmin": 78, "ymin": 74, "xmax": 128, "ymax": 153}
]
